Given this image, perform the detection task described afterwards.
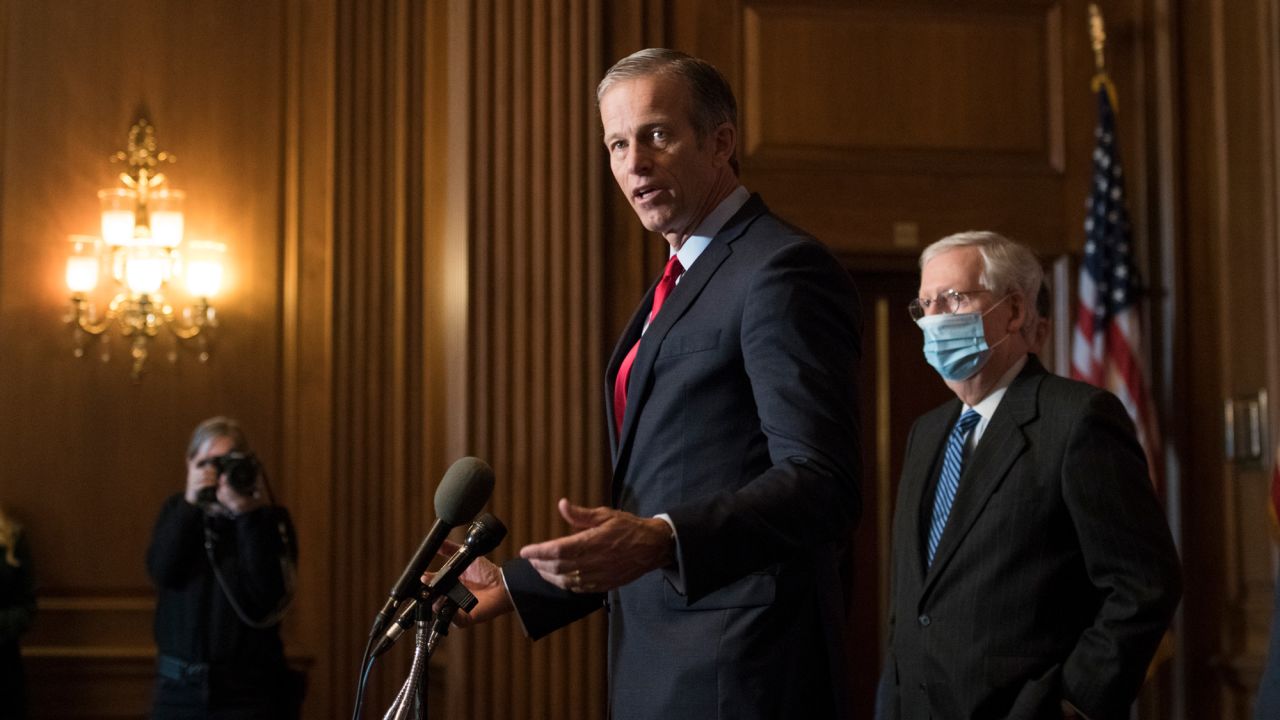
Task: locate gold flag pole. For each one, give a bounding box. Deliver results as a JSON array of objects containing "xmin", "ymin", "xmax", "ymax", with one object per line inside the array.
[{"xmin": 1088, "ymin": 3, "xmax": 1118, "ymax": 107}]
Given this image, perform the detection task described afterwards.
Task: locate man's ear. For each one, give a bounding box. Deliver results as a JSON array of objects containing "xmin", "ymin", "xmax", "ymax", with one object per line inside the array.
[
  {"xmin": 1006, "ymin": 292, "xmax": 1028, "ymax": 335},
  {"xmin": 712, "ymin": 122, "xmax": 736, "ymax": 165}
]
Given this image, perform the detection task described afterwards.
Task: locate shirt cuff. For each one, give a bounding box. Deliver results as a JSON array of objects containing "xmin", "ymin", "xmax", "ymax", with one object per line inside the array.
[
  {"xmin": 499, "ymin": 568, "xmax": 532, "ymax": 638},
  {"xmin": 654, "ymin": 513, "xmax": 678, "ymax": 541}
]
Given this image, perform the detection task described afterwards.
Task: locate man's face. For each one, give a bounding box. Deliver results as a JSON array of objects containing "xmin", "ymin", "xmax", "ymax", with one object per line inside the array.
[
  {"xmin": 599, "ymin": 74, "xmax": 731, "ymax": 239},
  {"xmin": 918, "ymin": 246, "xmax": 1010, "ymax": 343}
]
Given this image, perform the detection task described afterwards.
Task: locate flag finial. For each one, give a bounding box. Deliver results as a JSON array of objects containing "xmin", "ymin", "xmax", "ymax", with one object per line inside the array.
[{"xmin": 1088, "ymin": 4, "xmax": 1108, "ymax": 74}]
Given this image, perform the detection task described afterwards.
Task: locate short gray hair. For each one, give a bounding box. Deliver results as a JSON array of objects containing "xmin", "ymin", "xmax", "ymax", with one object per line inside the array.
[
  {"xmin": 921, "ymin": 230, "xmax": 1044, "ymax": 339},
  {"xmin": 186, "ymin": 416, "xmax": 250, "ymax": 459},
  {"xmin": 597, "ymin": 48, "xmax": 740, "ymax": 174}
]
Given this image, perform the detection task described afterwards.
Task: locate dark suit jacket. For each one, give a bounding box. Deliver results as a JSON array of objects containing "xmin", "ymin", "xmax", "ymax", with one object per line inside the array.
[
  {"xmin": 879, "ymin": 356, "xmax": 1181, "ymax": 720},
  {"xmin": 504, "ymin": 194, "xmax": 863, "ymax": 719}
]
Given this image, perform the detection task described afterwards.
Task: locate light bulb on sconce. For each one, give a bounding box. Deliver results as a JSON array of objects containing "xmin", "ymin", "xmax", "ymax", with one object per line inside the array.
[
  {"xmin": 183, "ymin": 240, "xmax": 226, "ymax": 298},
  {"xmin": 64, "ymin": 118, "xmax": 225, "ymax": 379},
  {"xmin": 66, "ymin": 236, "xmax": 102, "ymax": 294}
]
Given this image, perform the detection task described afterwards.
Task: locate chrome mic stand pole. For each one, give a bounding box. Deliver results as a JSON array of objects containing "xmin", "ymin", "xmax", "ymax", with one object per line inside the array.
[{"xmin": 381, "ymin": 585, "xmax": 474, "ymax": 720}]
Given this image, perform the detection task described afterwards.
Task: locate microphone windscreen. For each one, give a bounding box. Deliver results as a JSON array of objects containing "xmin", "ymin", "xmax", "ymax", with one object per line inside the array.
[{"xmin": 435, "ymin": 457, "xmax": 495, "ymax": 525}]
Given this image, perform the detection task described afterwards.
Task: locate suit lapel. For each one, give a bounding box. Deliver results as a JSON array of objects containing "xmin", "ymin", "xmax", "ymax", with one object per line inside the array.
[
  {"xmin": 612, "ymin": 240, "xmax": 731, "ymax": 477},
  {"xmin": 898, "ymin": 405, "xmax": 957, "ymax": 591},
  {"xmin": 922, "ymin": 357, "xmax": 1045, "ymax": 595},
  {"xmin": 610, "ymin": 196, "xmax": 766, "ymax": 482}
]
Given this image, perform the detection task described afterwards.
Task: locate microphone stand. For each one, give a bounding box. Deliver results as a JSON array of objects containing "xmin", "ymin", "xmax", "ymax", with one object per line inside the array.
[{"xmin": 381, "ymin": 584, "xmax": 475, "ymax": 720}]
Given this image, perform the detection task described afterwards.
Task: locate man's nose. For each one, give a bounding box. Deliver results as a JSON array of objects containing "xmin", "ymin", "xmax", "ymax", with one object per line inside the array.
[{"xmin": 625, "ymin": 143, "xmax": 653, "ymax": 174}]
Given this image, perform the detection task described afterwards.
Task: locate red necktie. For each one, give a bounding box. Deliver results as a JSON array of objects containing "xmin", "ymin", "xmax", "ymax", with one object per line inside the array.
[{"xmin": 613, "ymin": 255, "xmax": 685, "ymax": 437}]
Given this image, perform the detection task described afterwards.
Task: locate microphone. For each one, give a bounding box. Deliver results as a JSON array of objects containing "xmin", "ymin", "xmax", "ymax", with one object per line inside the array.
[
  {"xmin": 370, "ymin": 457, "xmax": 495, "ymax": 635},
  {"xmin": 425, "ymin": 512, "xmax": 507, "ymax": 599},
  {"xmin": 372, "ymin": 512, "xmax": 507, "ymax": 657}
]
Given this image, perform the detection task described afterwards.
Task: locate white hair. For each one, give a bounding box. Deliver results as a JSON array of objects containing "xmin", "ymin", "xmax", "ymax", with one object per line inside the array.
[{"xmin": 921, "ymin": 230, "xmax": 1044, "ymax": 340}]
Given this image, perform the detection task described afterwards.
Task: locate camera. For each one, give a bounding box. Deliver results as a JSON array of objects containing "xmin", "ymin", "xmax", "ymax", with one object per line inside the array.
[{"xmin": 198, "ymin": 452, "xmax": 261, "ymax": 498}]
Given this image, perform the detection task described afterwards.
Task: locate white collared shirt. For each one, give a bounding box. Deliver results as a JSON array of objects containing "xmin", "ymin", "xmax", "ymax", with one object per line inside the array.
[
  {"xmin": 671, "ymin": 185, "xmax": 750, "ymax": 277},
  {"xmin": 963, "ymin": 355, "xmax": 1029, "ymax": 450}
]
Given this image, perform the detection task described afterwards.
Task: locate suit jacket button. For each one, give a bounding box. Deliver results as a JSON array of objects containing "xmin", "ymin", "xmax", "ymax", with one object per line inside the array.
[{"xmin": 917, "ymin": 614, "xmax": 931, "ymax": 627}]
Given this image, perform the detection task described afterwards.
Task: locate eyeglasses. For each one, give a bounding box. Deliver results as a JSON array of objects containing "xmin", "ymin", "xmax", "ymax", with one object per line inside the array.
[{"xmin": 908, "ymin": 289, "xmax": 992, "ymax": 321}]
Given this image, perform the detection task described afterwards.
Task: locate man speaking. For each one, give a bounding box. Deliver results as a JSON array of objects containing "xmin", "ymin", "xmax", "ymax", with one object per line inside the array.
[{"xmin": 441, "ymin": 48, "xmax": 863, "ymax": 719}]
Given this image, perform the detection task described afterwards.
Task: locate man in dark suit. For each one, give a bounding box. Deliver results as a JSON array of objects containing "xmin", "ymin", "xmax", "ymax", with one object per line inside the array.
[
  {"xmin": 441, "ymin": 48, "xmax": 862, "ymax": 718},
  {"xmin": 878, "ymin": 231, "xmax": 1181, "ymax": 720}
]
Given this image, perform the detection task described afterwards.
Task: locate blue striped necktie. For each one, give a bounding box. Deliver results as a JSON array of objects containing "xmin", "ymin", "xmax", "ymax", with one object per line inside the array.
[{"xmin": 927, "ymin": 409, "xmax": 981, "ymax": 566}]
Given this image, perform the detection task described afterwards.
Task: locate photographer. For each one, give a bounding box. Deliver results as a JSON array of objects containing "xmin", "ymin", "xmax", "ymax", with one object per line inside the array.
[
  {"xmin": 146, "ymin": 416, "xmax": 302, "ymax": 719},
  {"xmin": 0, "ymin": 504, "xmax": 35, "ymax": 720}
]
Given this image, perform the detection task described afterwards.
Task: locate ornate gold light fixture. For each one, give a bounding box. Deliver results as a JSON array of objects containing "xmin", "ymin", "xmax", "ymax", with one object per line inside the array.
[{"xmin": 65, "ymin": 118, "xmax": 225, "ymax": 379}]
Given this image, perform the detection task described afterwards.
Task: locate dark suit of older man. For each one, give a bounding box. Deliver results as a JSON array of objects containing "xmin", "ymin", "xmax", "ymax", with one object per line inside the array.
[{"xmin": 879, "ymin": 233, "xmax": 1180, "ymax": 720}]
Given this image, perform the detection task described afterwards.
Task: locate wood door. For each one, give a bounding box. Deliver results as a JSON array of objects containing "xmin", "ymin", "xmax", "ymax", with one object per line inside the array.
[{"xmin": 843, "ymin": 262, "xmax": 954, "ymax": 717}]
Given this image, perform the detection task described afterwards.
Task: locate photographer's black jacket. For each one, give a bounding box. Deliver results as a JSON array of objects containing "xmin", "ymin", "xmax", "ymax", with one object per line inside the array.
[{"xmin": 145, "ymin": 493, "xmax": 296, "ymax": 683}]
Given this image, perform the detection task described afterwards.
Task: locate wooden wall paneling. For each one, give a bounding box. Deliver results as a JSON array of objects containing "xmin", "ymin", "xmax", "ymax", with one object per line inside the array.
[
  {"xmin": 1177, "ymin": 0, "xmax": 1230, "ymax": 715},
  {"xmin": 1221, "ymin": 0, "xmax": 1280, "ymax": 715},
  {"xmin": 0, "ymin": 2, "xmax": 287, "ymax": 715},
  {"xmin": 1139, "ymin": 0, "xmax": 1186, "ymax": 707},
  {"xmin": 326, "ymin": 0, "xmax": 441, "ymax": 715},
  {"xmin": 0, "ymin": 0, "xmax": 6, "ymax": 300},
  {"xmin": 1269, "ymin": 14, "xmax": 1280, "ymax": 707},
  {"xmin": 447, "ymin": 1, "xmax": 609, "ymax": 718},
  {"xmin": 733, "ymin": 1, "xmax": 1082, "ymax": 257},
  {"xmin": 1178, "ymin": 0, "xmax": 1280, "ymax": 716},
  {"xmin": 281, "ymin": 0, "xmax": 337, "ymax": 713},
  {"xmin": 421, "ymin": 0, "xmax": 474, "ymax": 717},
  {"xmin": 1266, "ymin": 0, "xmax": 1280, "ymax": 710}
]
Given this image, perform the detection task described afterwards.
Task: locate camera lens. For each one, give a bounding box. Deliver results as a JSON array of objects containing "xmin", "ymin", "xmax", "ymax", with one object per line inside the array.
[{"xmin": 212, "ymin": 452, "xmax": 260, "ymax": 495}]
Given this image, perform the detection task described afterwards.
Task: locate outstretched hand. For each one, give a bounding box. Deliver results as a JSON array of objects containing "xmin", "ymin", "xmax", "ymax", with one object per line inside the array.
[{"xmin": 519, "ymin": 498, "xmax": 675, "ymax": 594}]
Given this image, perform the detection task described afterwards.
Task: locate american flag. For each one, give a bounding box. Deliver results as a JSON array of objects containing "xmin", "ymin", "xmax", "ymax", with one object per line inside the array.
[{"xmin": 1070, "ymin": 80, "xmax": 1162, "ymax": 486}]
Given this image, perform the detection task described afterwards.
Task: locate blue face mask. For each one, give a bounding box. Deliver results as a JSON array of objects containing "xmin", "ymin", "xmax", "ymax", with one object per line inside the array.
[{"xmin": 916, "ymin": 295, "xmax": 1009, "ymax": 381}]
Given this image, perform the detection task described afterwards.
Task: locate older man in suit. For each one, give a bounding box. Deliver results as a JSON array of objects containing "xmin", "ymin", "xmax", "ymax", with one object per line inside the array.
[
  {"xmin": 442, "ymin": 49, "xmax": 862, "ymax": 719},
  {"xmin": 878, "ymin": 231, "xmax": 1181, "ymax": 720}
]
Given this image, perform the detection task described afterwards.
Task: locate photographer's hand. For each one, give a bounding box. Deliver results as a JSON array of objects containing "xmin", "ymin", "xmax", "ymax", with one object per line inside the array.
[{"xmin": 185, "ymin": 455, "xmax": 217, "ymax": 505}]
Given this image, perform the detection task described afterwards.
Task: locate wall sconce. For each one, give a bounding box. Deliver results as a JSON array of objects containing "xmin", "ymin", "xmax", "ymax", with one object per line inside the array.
[{"xmin": 65, "ymin": 118, "xmax": 225, "ymax": 379}]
